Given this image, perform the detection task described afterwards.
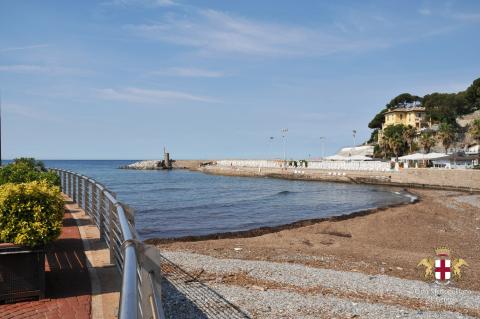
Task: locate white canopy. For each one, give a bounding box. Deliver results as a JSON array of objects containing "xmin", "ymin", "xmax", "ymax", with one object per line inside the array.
[
  {"xmin": 398, "ymin": 152, "xmax": 446, "ymax": 161},
  {"xmin": 324, "ymin": 154, "xmax": 372, "ymax": 161},
  {"xmin": 324, "ymin": 155, "xmax": 347, "ymax": 161}
]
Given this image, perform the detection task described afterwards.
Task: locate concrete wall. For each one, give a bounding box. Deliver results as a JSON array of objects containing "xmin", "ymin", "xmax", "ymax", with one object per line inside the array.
[
  {"xmin": 391, "ymin": 168, "xmax": 480, "ymax": 190},
  {"xmin": 203, "ymin": 164, "xmax": 480, "ymax": 192},
  {"xmin": 217, "ymin": 159, "xmax": 391, "ymax": 171}
]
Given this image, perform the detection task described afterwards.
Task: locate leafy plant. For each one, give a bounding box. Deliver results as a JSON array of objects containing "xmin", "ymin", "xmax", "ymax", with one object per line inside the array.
[
  {"xmin": 0, "ymin": 181, "xmax": 64, "ymax": 247},
  {"xmin": 469, "ymin": 118, "xmax": 480, "ymax": 142},
  {"xmin": 469, "ymin": 118, "xmax": 480, "ymax": 164},
  {"xmin": 381, "ymin": 124, "xmax": 408, "ymax": 160},
  {"xmin": 437, "ymin": 123, "xmax": 456, "ymax": 154},
  {"xmin": 402, "ymin": 125, "xmax": 417, "ymax": 154},
  {"xmin": 0, "ymin": 158, "xmax": 60, "ymax": 186},
  {"xmin": 419, "ymin": 131, "xmax": 436, "ymax": 154}
]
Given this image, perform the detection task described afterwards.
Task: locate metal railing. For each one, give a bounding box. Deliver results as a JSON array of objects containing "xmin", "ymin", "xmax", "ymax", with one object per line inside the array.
[{"xmin": 51, "ymin": 169, "xmax": 164, "ymax": 319}]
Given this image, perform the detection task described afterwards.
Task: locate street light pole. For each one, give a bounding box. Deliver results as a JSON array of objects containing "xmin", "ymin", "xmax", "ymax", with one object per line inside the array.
[
  {"xmin": 281, "ymin": 128, "xmax": 288, "ymax": 167},
  {"xmin": 352, "ymin": 130, "xmax": 357, "ymax": 147},
  {"xmin": 319, "ymin": 136, "xmax": 325, "ymax": 159},
  {"xmin": 268, "ymin": 136, "xmax": 274, "ymax": 159}
]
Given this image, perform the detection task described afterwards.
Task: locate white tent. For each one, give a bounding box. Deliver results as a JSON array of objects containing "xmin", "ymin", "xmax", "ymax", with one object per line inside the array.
[
  {"xmin": 349, "ymin": 155, "xmax": 373, "ymax": 161},
  {"xmin": 398, "ymin": 152, "xmax": 446, "ymax": 161},
  {"xmin": 324, "ymin": 154, "xmax": 347, "ymax": 161},
  {"xmin": 324, "ymin": 154, "xmax": 372, "ymax": 161}
]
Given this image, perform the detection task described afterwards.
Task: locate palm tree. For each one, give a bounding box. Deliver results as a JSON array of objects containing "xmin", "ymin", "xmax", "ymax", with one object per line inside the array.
[
  {"xmin": 378, "ymin": 136, "xmax": 389, "ymax": 158},
  {"xmin": 403, "ymin": 125, "xmax": 417, "ymax": 154},
  {"xmin": 469, "ymin": 118, "xmax": 480, "ymax": 164},
  {"xmin": 387, "ymin": 135, "xmax": 403, "ymax": 161},
  {"xmin": 381, "ymin": 124, "xmax": 407, "ymax": 160},
  {"xmin": 437, "ymin": 123, "xmax": 456, "ymax": 154},
  {"xmin": 419, "ymin": 131, "xmax": 436, "ymax": 154}
]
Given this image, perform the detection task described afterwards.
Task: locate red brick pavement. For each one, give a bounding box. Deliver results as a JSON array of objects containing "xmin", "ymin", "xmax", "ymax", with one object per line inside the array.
[{"xmin": 0, "ymin": 208, "xmax": 92, "ymax": 319}]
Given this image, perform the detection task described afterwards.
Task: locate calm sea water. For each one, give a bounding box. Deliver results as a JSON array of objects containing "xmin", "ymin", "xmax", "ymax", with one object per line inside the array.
[{"xmin": 37, "ymin": 160, "xmax": 409, "ymax": 239}]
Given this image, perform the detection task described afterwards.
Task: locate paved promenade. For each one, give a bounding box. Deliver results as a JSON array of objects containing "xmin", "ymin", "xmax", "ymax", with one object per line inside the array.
[{"xmin": 0, "ymin": 198, "xmax": 120, "ymax": 319}]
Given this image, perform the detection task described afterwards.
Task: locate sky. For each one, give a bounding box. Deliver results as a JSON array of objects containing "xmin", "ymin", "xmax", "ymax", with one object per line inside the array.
[{"xmin": 1, "ymin": 0, "xmax": 479, "ymax": 160}]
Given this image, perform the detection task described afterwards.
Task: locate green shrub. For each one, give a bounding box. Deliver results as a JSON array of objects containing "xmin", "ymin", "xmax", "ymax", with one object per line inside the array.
[
  {"xmin": 0, "ymin": 158, "xmax": 60, "ymax": 186},
  {"xmin": 0, "ymin": 181, "xmax": 64, "ymax": 247}
]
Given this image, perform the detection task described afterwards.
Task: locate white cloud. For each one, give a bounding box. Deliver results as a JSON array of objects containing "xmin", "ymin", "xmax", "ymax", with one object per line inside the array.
[
  {"xmin": 0, "ymin": 64, "xmax": 93, "ymax": 76},
  {"xmin": 418, "ymin": 8, "xmax": 432, "ymax": 16},
  {"xmin": 125, "ymin": 9, "xmax": 372, "ymax": 57},
  {"xmin": 96, "ymin": 87, "xmax": 217, "ymax": 104},
  {"xmin": 3, "ymin": 103, "xmax": 63, "ymax": 123},
  {"xmin": 103, "ymin": 0, "xmax": 175, "ymax": 7},
  {"xmin": 152, "ymin": 67, "xmax": 224, "ymax": 78},
  {"xmin": 0, "ymin": 44, "xmax": 49, "ymax": 53},
  {"xmin": 451, "ymin": 13, "xmax": 480, "ymax": 22}
]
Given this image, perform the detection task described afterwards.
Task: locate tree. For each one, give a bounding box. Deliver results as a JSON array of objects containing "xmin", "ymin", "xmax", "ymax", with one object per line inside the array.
[
  {"xmin": 469, "ymin": 118, "xmax": 480, "ymax": 164},
  {"xmin": 382, "ymin": 124, "xmax": 407, "ymax": 160},
  {"xmin": 367, "ymin": 129, "xmax": 379, "ymax": 144},
  {"xmin": 465, "ymin": 78, "xmax": 480, "ymax": 111},
  {"xmin": 368, "ymin": 108, "xmax": 388, "ymax": 129},
  {"xmin": 422, "ymin": 93, "xmax": 468, "ymax": 125},
  {"xmin": 402, "ymin": 125, "xmax": 417, "ymax": 154},
  {"xmin": 0, "ymin": 158, "xmax": 60, "ymax": 186},
  {"xmin": 437, "ymin": 123, "xmax": 456, "ymax": 154},
  {"xmin": 386, "ymin": 93, "xmax": 422, "ymax": 109},
  {"xmin": 419, "ymin": 131, "xmax": 436, "ymax": 154}
]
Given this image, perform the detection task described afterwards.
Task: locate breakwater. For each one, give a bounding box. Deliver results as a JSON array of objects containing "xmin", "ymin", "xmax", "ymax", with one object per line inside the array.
[{"xmin": 201, "ymin": 164, "xmax": 480, "ymax": 192}]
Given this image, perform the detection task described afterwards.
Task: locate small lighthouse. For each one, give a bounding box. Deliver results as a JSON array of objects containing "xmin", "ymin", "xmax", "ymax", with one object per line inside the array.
[{"xmin": 163, "ymin": 146, "xmax": 172, "ymax": 169}]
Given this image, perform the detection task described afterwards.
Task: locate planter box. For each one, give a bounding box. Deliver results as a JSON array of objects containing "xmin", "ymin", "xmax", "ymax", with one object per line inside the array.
[{"xmin": 0, "ymin": 243, "xmax": 45, "ymax": 304}]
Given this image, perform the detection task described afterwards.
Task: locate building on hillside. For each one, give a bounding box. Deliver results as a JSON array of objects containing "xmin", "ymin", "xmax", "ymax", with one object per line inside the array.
[
  {"xmin": 465, "ymin": 143, "xmax": 479, "ymax": 155},
  {"xmin": 378, "ymin": 103, "xmax": 432, "ymax": 142}
]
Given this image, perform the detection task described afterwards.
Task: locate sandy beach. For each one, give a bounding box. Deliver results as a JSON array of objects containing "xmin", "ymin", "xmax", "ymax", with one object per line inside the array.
[{"xmin": 156, "ymin": 189, "xmax": 480, "ymax": 318}]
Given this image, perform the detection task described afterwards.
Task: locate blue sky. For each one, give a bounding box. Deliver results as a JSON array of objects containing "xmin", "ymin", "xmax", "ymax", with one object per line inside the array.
[{"xmin": 1, "ymin": 0, "xmax": 479, "ymax": 159}]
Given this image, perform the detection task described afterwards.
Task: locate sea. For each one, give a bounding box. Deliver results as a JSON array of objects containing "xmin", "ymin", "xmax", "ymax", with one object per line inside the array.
[{"xmin": 32, "ymin": 160, "xmax": 411, "ymax": 239}]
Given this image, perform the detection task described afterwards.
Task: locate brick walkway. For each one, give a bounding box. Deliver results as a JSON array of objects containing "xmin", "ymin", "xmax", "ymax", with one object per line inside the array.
[{"xmin": 0, "ymin": 209, "xmax": 92, "ymax": 319}]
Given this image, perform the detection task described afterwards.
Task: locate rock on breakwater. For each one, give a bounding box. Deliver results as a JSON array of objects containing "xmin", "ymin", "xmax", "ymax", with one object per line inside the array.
[
  {"xmin": 120, "ymin": 160, "xmax": 164, "ymax": 170},
  {"xmin": 120, "ymin": 159, "xmax": 213, "ymax": 170}
]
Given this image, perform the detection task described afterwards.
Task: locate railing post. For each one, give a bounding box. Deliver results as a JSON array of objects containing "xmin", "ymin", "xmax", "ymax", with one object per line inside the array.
[
  {"xmin": 98, "ymin": 188, "xmax": 105, "ymax": 239},
  {"xmin": 85, "ymin": 179, "xmax": 90, "ymax": 216},
  {"xmin": 91, "ymin": 182, "xmax": 97, "ymax": 226},
  {"xmin": 62, "ymin": 171, "xmax": 66, "ymax": 193},
  {"xmin": 72, "ymin": 174, "xmax": 76, "ymax": 202},
  {"xmin": 108, "ymin": 199, "xmax": 115, "ymax": 264},
  {"xmin": 66, "ymin": 173, "xmax": 70, "ymax": 197},
  {"xmin": 69, "ymin": 173, "xmax": 72, "ymax": 198},
  {"xmin": 78, "ymin": 177, "xmax": 83, "ymax": 209}
]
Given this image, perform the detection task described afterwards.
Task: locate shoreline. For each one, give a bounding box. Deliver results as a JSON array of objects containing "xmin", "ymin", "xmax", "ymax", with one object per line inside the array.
[
  {"xmin": 157, "ymin": 188, "xmax": 480, "ymax": 292},
  {"xmin": 145, "ymin": 188, "xmax": 418, "ymax": 245}
]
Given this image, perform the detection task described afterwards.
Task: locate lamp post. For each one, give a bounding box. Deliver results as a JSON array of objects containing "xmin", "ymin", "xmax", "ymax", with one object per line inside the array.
[
  {"xmin": 319, "ymin": 136, "xmax": 325, "ymax": 159},
  {"xmin": 268, "ymin": 136, "xmax": 274, "ymax": 159},
  {"xmin": 352, "ymin": 130, "xmax": 357, "ymax": 147},
  {"xmin": 281, "ymin": 128, "xmax": 288, "ymax": 167}
]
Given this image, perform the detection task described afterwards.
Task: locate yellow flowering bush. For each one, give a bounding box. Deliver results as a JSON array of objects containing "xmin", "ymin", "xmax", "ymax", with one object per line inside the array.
[{"xmin": 0, "ymin": 180, "xmax": 64, "ymax": 247}]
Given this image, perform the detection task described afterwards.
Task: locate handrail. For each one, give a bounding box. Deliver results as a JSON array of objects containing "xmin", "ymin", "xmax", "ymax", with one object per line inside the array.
[{"xmin": 51, "ymin": 169, "xmax": 164, "ymax": 319}]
